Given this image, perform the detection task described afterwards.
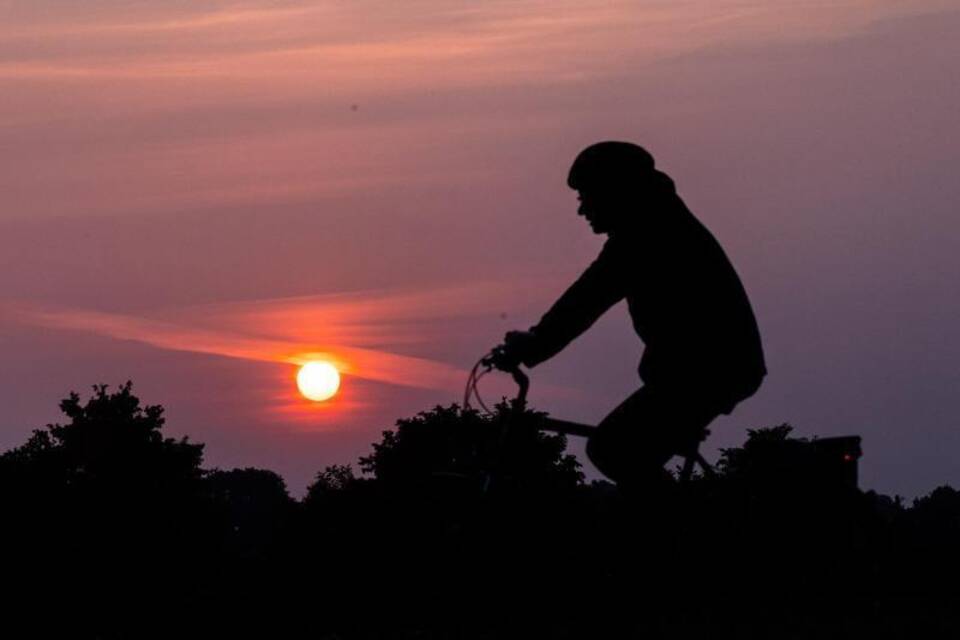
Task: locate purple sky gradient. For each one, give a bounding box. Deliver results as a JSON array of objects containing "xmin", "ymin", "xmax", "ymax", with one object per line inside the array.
[{"xmin": 2, "ymin": 1, "xmax": 958, "ymax": 496}]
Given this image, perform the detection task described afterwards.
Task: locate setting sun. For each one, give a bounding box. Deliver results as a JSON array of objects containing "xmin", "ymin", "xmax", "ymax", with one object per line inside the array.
[{"xmin": 296, "ymin": 361, "xmax": 341, "ymax": 402}]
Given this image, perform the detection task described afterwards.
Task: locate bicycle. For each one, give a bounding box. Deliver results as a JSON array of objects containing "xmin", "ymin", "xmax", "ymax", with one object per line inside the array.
[{"xmin": 464, "ymin": 346, "xmax": 717, "ymax": 487}]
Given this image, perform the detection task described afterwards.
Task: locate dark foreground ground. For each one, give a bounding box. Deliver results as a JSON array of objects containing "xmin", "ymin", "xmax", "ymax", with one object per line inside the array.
[{"xmin": 2, "ymin": 385, "xmax": 958, "ymax": 638}]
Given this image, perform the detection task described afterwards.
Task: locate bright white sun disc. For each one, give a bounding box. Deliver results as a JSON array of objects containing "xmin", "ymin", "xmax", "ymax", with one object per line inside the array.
[{"xmin": 297, "ymin": 361, "xmax": 341, "ymax": 402}]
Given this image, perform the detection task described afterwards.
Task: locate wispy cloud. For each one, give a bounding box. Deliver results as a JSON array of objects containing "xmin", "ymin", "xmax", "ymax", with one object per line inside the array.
[
  {"xmin": 6, "ymin": 0, "xmax": 953, "ymax": 220},
  {"xmin": 7, "ymin": 281, "xmax": 541, "ymax": 393},
  {"xmin": 3, "ymin": 0, "xmax": 948, "ymax": 74},
  {"xmin": 181, "ymin": 282, "xmax": 524, "ymax": 339}
]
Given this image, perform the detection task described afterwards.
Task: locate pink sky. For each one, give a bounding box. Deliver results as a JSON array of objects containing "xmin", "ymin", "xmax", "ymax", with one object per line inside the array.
[{"xmin": 2, "ymin": 0, "xmax": 959, "ymax": 496}]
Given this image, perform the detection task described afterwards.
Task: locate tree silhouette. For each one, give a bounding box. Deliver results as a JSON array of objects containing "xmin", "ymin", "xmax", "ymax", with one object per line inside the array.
[
  {"xmin": 2, "ymin": 381, "xmax": 203, "ymax": 489},
  {"xmin": 2, "ymin": 382, "xmax": 959, "ymax": 638},
  {"xmin": 0, "ymin": 383, "xmax": 211, "ymax": 638},
  {"xmin": 306, "ymin": 463, "xmax": 357, "ymax": 497},
  {"xmin": 359, "ymin": 402, "xmax": 583, "ymax": 492},
  {"xmin": 207, "ymin": 467, "xmax": 293, "ymax": 557}
]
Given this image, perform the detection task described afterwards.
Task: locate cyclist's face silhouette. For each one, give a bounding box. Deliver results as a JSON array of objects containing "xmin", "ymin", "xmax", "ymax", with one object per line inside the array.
[{"xmin": 577, "ymin": 188, "xmax": 619, "ymax": 234}]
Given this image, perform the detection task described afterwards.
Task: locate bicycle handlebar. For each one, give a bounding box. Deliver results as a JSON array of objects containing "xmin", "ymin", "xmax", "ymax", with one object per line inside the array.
[
  {"xmin": 508, "ymin": 366, "xmax": 529, "ymax": 407},
  {"xmin": 477, "ymin": 347, "xmax": 530, "ymax": 409},
  {"xmin": 469, "ymin": 348, "xmax": 598, "ymax": 440}
]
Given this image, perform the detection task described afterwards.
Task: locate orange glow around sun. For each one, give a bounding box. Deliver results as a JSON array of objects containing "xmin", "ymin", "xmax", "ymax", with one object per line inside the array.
[{"xmin": 296, "ymin": 361, "xmax": 341, "ymax": 402}]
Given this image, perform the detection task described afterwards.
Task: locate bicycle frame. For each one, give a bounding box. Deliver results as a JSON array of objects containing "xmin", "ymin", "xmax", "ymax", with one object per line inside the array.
[{"xmin": 470, "ymin": 353, "xmax": 715, "ymax": 483}]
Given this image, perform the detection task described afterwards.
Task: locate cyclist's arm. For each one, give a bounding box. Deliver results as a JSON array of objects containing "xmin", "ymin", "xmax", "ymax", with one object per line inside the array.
[{"xmin": 521, "ymin": 241, "xmax": 626, "ymax": 367}]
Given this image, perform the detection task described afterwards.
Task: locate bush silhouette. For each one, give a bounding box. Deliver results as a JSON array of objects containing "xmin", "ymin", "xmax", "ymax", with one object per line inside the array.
[
  {"xmin": 0, "ymin": 383, "xmax": 211, "ymax": 637},
  {"xmin": 359, "ymin": 402, "xmax": 583, "ymax": 492},
  {"xmin": 2, "ymin": 382, "xmax": 203, "ymax": 488},
  {"xmin": 1, "ymin": 383, "xmax": 959, "ymax": 638}
]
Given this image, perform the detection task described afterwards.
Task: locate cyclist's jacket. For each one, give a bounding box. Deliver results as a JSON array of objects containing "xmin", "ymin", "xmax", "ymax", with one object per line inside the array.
[{"xmin": 522, "ymin": 187, "xmax": 766, "ymax": 413}]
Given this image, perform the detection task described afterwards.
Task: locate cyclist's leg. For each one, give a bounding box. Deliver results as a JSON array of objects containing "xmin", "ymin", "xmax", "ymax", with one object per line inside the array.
[
  {"xmin": 586, "ymin": 387, "xmax": 669, "ymax": 487},
  {"xmin": 586, "ymin": 386, "xmax": 720, "ymax": 490}
]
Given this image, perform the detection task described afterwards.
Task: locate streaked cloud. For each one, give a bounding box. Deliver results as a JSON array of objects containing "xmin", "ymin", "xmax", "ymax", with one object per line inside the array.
[
  {"xmin": 3, "ymin": 0, "xmax": 954, "ymax": 219},
  {"xmin": 7, "ymin": 281, "xmax": 538, "ymax": 392}
]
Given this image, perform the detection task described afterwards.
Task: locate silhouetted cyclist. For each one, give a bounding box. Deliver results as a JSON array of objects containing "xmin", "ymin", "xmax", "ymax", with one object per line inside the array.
[{"xmin": 494, "ymin": 141, "xmax": 766, "ymax": 492}]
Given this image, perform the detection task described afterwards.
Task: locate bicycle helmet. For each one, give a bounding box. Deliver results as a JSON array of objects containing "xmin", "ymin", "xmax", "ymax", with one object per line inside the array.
[{"xmin": 567, "ymin": 141, "xmax": 656, "ymax": 190}]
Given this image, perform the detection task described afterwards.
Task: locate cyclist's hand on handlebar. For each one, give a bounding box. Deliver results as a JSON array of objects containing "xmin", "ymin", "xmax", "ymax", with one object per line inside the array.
[
  {"xmin": 484, "ymin": 345, "xmax": 519, "ymax": 371},
  {"xmin": 486, "ymin": 330, "xmax": 536, "ymax": 371}
]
